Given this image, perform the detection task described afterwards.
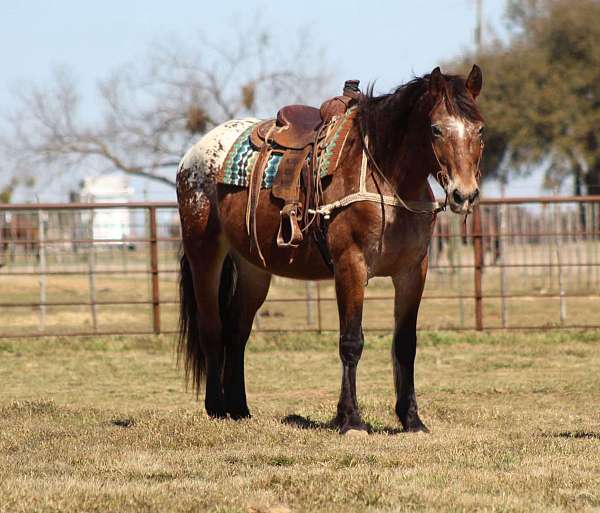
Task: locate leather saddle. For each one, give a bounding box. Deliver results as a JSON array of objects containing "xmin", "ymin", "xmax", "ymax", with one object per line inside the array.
[
  {"xmin": 247, "ymin": 80, "xmax": 361, "ymax": 257},
  {"xmin": 250, "ymin": 106, "xmax": 322, "ymax": 151}
]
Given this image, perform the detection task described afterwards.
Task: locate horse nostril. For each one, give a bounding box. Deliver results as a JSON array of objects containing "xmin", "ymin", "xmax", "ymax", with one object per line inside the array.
[
  {"xmin": 469, "ymin": 189, "xmax": 480, "ymax": 203},
  {"xmin": 452, "ymin": 190, "xmax": 464, "ymax": 204}
]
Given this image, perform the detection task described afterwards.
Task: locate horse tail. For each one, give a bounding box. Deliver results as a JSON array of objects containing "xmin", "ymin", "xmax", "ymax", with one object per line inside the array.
[
  {"xmin": 218, "ymin": 253, "xmax": 238, "ymax": 324},
  {"xmin": 178, "ymin": 251, "xmax": 237, "ymax": 395}
]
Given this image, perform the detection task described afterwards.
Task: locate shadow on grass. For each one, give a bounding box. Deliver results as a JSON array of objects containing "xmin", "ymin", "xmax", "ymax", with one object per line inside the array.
[
  {"xmin": 551, "ymin": 430, "xmax": 600, "ymax": 440},
  {"xmin": 111, "ymin": 418, "xmax": 136, "ymax": 428},
  {"xmin": 281, "ymin": 414, "xmax": 404, "ymax": 435}
]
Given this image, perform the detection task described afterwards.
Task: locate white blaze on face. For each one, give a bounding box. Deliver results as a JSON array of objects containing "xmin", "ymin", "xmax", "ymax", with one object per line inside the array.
[{"xmin": 447, "ymin": 117, "xmax": 466, "ymax": 139}]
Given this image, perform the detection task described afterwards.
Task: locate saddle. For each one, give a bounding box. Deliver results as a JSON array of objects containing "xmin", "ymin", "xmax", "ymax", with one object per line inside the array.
[{"xmin": 247, "ymin": 80, "xmax": 361, "ymax": 259}]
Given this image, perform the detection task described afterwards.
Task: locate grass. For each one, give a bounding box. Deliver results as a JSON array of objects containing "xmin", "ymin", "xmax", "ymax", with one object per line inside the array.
[{"xmin": 1, "ymin": 331, "xmax": 599, "ymax": 512}]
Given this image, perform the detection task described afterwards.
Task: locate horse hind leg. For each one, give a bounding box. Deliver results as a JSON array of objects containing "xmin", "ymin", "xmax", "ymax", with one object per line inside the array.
[
  {"xmin": 177, "ymin": 117, "xmax": 265, "ymax": 417},
  {"xmin": 221, "ymin": 256, "xmax": 271, "ymax": 419},
  {"xmin": 179, "ymin": 236, "xmax": 232, "ymax": 417},
  {"xmin": 177, "ymin": 139, "xmax": 232, "ymax": 417},
  {"xmin": 178, "ymin": 173, "xmax": 230, "ymax": 416}
]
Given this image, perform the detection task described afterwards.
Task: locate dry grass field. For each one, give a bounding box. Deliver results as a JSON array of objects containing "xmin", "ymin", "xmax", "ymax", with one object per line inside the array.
[{"xmin": 1, "ymin": 330, "xmax": 599, "ymax": 512}]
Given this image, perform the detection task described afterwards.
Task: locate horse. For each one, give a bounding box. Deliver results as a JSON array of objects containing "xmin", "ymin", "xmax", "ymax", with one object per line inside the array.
[
  {"xmin": 0, "ymin": 212, "xmax": 39, "ymax": 264},
  {"xmin": 176, "ymin": 66, "xmax": 484, "ymax": 433}
]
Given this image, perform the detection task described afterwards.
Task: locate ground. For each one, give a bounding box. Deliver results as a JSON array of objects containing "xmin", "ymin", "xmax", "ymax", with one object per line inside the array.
[{"xmin": 1, "ymin": 331, "xmax": 599, "ymax": 512}]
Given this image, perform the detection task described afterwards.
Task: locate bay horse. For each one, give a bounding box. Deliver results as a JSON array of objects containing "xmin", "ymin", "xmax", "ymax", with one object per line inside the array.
[
  {"xmin": 0, "ymin": 212, "xmax": 39, "ymax": 264},
  {"xmin": 176, "ymin": 66, "xmax": 484, "ymax": 433}
]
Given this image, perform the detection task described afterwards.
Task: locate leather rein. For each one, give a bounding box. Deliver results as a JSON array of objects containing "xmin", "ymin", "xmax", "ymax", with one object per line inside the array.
[{"xmin": 309, "ymin": 123, "xmax": 447, "ymax": 219}]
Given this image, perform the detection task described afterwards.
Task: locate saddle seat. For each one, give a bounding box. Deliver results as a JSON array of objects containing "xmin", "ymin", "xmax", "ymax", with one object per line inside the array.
[
  {"xmin": 253, "ymin": 105, "xmax": 323, "ymax": 150},
  {"xmin": 275, "ymin": 105, "xmax": 323, "ymax": 148}
]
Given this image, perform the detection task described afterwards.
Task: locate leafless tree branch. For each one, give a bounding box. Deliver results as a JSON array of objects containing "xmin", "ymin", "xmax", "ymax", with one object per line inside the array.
[{"xmin": 1, "ymin": 21, "xmax": 332, "ymax": 197}]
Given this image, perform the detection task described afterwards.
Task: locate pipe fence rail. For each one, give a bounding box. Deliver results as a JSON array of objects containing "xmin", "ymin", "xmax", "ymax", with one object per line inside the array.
[{"xmin": 1, "ymin": 197, "xmax": 599, "ymax": 338}]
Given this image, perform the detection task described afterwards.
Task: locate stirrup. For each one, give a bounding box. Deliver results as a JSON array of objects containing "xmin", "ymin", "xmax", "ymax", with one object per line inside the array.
[{"xmin": 277, "ymin": 204, "xmax": 303, "ymax": 248}]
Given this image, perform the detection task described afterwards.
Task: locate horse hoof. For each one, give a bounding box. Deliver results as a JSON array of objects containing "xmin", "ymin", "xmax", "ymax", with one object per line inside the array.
[
  {"xmin": 229, "ymin": 410, "xmax": 251, "ymax": 421},
  {"xmin": 206, "ymin": 409, "xmax": 228, "ymax": 419},
  {"xmin": 344, "ymin": 428, "xmax": 369, "ymax": 437},
  {"xmin": 404, "ymin": 423, "xmax": 430, "ymax": 434}
]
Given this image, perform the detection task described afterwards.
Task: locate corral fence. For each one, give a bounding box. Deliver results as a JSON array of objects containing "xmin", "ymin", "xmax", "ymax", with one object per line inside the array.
[{"xmin": 1, "ymin": 197, "xmax": 600, "ymax": 338}]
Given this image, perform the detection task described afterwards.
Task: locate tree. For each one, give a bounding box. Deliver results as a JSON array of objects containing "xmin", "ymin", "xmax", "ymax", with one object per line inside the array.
[
  {"xmin": 454, "ymin": 0, "xmax": 600, "ymax": 194},
  {"xmin": 0, "ymin": 24, "xmax": 331, "ymax": 196}
]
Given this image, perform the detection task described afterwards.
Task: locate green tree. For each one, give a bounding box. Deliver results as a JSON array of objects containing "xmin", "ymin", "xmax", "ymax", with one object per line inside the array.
[{"xmin": 457, "ymin": 0, "xmax": 600, "ymax": 194}]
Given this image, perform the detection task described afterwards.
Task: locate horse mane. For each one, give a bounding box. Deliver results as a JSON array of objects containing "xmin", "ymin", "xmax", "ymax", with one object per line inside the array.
[{"xmin": 358, "ymin": 72, "xmax": 483, "ymax": 177}]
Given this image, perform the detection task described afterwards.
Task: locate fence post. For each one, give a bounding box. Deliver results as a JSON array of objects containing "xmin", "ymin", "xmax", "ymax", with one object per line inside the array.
[
  {"xmin": 499, "ymin": 202, "xmax": 508, "ymax": 327},
  {"xmin": 149, "ymin": 206, "xmax": 161, "ymax": 334},
  {"xmin": 554, "ymin": 202, "xmax": 566, "ymax": 324},
  {"xmin": 37, "ymin": 208, "xmax": 47, "ymax": 332},
  {"xmin": 87, "ymin": 209, "xmax": 98, "ymax": 332},
  {"xmin": 452, "ymin": 216, "xmax": 465, "ymax": 327},
  {"xmin": 316, "ymin": 281, "xmax": 323, "ymax": 334},
  {"xmin": 472, "ymin": 205, "xmax": 484, "ymax": 330},
  {"xmin": 306, "ymin": 281, "xmax": 313, "ymax": 326}
]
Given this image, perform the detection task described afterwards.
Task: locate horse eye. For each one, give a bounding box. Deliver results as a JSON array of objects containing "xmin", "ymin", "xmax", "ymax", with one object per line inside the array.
[
  {"xmin": 431, "ymin": 125, "xmax": 443, "ymax": 138},
  {"xmin": 478, "ymin": 126, "xmax": 484, "ymax": 136}
]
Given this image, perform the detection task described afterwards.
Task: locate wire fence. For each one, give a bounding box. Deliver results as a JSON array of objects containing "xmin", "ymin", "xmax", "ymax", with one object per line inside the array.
[{"xmin": 1, "ymin": 196, "xmax": 600, "ymax": 338}]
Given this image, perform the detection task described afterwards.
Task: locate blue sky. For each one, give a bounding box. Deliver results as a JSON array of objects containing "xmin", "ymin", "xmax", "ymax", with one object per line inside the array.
[{"xmin": 1, "ymin": 0, "xmax": 544, "ymax": 200}]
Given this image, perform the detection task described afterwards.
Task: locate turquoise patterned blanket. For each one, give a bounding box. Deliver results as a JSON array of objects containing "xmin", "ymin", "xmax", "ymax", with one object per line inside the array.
[
  {"xmin": 218, "ymin": 108, "xmax": 357, "ymax": 189},
  {"xmin": 220, "ymin": 125, "xmax": 283, "ymax": 189}
]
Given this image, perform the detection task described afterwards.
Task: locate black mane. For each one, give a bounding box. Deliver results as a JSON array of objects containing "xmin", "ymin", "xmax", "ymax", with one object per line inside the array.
[{"xmin": 358, "ymin": 73, "xmax": 483, "ymax": 175}]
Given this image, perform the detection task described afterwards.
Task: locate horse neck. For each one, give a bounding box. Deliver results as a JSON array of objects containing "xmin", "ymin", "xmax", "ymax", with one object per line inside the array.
[{"xmin": 371, "ymin": 117, "xmax": 435, "ymax": 200}]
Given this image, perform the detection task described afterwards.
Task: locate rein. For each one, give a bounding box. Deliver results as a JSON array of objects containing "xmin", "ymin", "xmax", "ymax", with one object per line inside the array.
[
  {"xmin": 309, "ymin": 126, "xmax": 445, "ymax": 219},
  {"xmin": 359, "ymin": 131, "xmax": 445, "ymax": 215}
]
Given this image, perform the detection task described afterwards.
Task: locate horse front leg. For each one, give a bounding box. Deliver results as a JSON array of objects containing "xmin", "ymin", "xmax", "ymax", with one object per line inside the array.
[
  {"xmin": 392, "ymin": 257, "xmax": 429, "ymax": 432},
  {"xmin": 333, "ymin": 249, "xmax": 368, "ymax": 434}
]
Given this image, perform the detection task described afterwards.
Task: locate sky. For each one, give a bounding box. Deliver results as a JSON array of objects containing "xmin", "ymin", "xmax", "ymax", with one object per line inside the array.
[{"xmin": 0, "ymin": 0, "xmax": 545, "ymax": 202}]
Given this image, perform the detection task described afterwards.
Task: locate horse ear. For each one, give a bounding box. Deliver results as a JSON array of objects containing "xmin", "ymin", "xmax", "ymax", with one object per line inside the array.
[
  {"xmin": 429, "ymin": 67, "xmax": 445, "ymax": 99},
  {"xmin": 466, "ymin": 64, "xmax": 483, "ymax": 99}
]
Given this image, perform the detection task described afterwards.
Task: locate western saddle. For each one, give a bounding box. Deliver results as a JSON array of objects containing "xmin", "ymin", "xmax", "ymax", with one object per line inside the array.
[{"xmin": 247, "ymin": 80, "xmax": 361, "ymax": 261}]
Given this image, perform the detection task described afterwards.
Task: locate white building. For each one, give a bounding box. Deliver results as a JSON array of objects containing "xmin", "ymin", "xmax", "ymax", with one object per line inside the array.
[{"xmin": 80, "ymin": 175, "xmax": 133, "ymax": 242}]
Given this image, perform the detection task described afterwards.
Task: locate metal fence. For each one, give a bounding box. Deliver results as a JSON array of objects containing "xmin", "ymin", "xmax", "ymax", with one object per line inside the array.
[{"xmin": 1, "ymin": 197, "xmax": 599, "ymax": 338}]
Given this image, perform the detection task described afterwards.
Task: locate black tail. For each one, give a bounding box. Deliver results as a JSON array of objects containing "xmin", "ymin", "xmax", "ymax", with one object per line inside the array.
[{"xmin": 177, "ymin": 252, "xmax": 237, "ymax": 396}]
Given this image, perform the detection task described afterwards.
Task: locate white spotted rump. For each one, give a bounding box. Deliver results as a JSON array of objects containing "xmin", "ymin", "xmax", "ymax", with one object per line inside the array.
[{"xmin": 177, "ymin": 118, "xmax": 259, "ymax": 191}]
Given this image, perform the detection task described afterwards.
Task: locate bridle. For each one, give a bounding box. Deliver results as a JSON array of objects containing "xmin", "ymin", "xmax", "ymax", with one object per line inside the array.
[
  {"xmin": 429, "ymin": 123, "xmax": 485, "ymax": 217},
  {"xmin": 359, "ymin": 129, "xmax": 445, "ymax": 215}
]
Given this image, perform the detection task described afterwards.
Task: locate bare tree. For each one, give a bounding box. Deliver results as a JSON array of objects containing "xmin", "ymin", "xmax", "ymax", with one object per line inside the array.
[{"xmin": 1, "ymin": 23, "xmax": 332, "ymax": 193}]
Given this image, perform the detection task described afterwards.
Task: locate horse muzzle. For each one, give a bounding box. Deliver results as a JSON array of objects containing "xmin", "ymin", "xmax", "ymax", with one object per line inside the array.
[{"xmin": 447, "ymin": 187, "xmax": 479, "ymax": 214}]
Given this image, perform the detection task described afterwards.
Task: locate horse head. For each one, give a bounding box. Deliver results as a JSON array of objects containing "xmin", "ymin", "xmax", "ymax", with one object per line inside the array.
[{"xmin": 428, "ymin": 65, "xmax": 484, "ymax": 214}]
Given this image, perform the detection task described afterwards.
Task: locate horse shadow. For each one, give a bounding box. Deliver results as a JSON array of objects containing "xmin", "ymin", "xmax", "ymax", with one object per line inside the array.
[
  {"xmin": 281, "ymin": 414, "xmax": 404, "ymax": 435},
  {"xmin": 283, "ymin": 417, "xmax": 600, "ymax": 439},
  {"xmin": 546, "ymin": 430, "xmax": 600, "ymax": 440}
]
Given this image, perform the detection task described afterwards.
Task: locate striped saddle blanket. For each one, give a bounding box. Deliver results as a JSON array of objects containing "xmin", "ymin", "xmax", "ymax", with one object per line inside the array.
[{"xmin": 217, "ymin": 107, "xmax": 357, "ymax": 189}]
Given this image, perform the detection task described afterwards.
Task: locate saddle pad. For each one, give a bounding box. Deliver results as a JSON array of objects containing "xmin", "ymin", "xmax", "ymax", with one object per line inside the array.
[
  {"xmin": 317, "ymin": 106, "xmax": 358, "ymax": 177},
  {"xmin": 218, "ymin": 124, "xmax": 282, "ymax": 189}
]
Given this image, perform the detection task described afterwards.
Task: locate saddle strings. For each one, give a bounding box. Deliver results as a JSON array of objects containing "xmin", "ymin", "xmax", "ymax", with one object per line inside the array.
[{"xmin": 301, "ymin": 121, "xmax": 332, "ymax": 234}]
